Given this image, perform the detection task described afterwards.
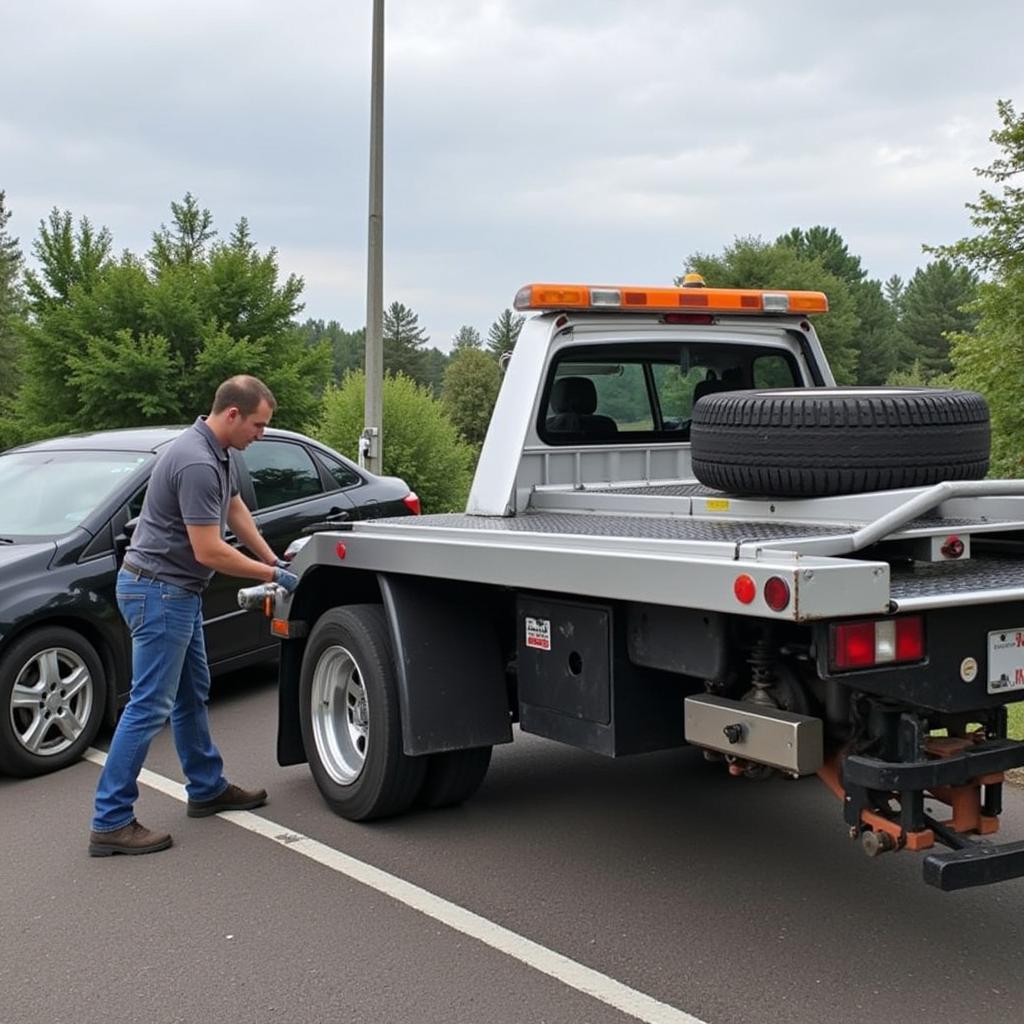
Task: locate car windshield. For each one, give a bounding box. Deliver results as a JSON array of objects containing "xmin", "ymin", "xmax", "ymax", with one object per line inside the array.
[{"xmin": 0, "ymin": 450, "xmax": 153, "ymax": 537}]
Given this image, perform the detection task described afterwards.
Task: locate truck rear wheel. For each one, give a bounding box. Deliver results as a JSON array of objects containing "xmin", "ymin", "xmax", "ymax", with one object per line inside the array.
[
  {"xmin": 299, "ymin": 605, "xmax": 425, "ymax": 821},
  {"xmin": 690, "ymin": 387, "xmax": 990, "ymax": 497},
  {"xmin": 416, "ymin": 747, "xmax": 493, "ymax": 810}
]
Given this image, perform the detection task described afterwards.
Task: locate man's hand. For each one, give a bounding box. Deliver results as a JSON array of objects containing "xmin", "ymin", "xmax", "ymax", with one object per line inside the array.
[{"xmin": 273, "ymin": 567, "xmax": 300, "ymax": 593}]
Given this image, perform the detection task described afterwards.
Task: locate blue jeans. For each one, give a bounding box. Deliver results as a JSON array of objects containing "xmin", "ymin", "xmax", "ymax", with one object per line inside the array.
[{"xmin": 92, "ymin": 570, "xmax": 227, "ymax": 832}]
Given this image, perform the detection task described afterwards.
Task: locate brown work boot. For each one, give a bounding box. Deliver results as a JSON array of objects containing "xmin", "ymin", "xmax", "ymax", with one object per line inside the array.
[
  {"xmin": 187, "ymin": 782, "xmax": 267, "ymax": 818},
  {"xmin": 88, "ymin": 820, "xmax": 173, "ymax": 857}
]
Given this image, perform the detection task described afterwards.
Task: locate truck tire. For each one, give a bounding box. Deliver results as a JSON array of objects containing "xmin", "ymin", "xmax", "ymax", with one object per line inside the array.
[
  {"xmin": 415, "ymin": 746, "xmax": 493, "ymax": 810},
  {"xmin": 299, "ymin": 605, "xmax": 426, "ymax": 821},
  {"xmin": 690, "ymin": 387, "xmax": 990, "ymax": 497},
  {"xmin": 0, "ymin": 626, "xmax": 106, "ymax": 777}
]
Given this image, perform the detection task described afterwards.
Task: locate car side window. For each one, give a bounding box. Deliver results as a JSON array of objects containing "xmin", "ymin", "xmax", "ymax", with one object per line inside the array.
[
  {"xmin": 242, "ymin": 440, "xmax": 324, "ymax": 509},
  {"xmin": 317, "ymin": 452, "xmax": 363, "ymax": 491},
  {"xmin": 128, "ymin": 486, "xmax": 147, "ymax": 519}
]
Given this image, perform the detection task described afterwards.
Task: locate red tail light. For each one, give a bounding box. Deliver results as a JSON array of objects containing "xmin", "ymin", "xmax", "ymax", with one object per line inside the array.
[
  {"xmin": 403, "ymin": 492, "xmax": 421, "ymax": 515},
  {"xmin": 830, "ymin": 616, "xmax": 926, "ymax": 672}
]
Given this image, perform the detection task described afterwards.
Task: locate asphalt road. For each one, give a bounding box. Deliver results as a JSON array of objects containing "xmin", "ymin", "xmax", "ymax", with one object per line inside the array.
[{"xmin": 4, "ymin": 666, "xmax": 1024, "ymax": 1024}]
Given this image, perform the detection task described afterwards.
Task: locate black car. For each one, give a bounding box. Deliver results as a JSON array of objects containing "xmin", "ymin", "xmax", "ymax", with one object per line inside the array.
[{"xmin": 0, "ymin": 426, "xmax": 418, "ymax": 777}]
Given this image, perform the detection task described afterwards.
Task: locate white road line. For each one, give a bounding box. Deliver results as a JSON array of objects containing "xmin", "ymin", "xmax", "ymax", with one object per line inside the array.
[{"xmin": 85, "ymin": 748, "xmax": 706, "ymax": 1024}]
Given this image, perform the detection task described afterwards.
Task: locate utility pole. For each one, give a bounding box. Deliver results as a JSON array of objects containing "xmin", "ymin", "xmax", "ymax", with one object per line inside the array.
[{"xmin": 360, "ymin": 0, "xmax": 384, "ymax": 473}]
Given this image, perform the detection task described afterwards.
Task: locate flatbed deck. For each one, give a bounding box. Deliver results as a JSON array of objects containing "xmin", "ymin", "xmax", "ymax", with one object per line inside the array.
[{"xmin": 332, "ymin": 481, "xmax": 1024, "ymax": 616}]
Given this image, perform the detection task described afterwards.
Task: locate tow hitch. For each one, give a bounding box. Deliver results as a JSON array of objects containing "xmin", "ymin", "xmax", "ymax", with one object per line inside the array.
[{"xmin": 820, "ymin": 730, "xmax": 1024, "ymax": 891}]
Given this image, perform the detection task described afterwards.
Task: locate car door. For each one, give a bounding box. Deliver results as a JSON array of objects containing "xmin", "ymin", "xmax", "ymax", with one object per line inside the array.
[{"xmin": 239, "ymin": 438, "xmax": 358, "ymax": 647}]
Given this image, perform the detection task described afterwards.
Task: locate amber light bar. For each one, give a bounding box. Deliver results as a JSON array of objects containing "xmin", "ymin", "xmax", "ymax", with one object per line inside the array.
[{"xmin": 513, "ymin": 283, "xmax": 829, "ymax": 315}]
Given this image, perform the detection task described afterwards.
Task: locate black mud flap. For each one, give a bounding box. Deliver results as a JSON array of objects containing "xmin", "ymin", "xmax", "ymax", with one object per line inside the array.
[{"xmin": 924, "ymin": 840, "xmax": 1024, "ymax": 891}]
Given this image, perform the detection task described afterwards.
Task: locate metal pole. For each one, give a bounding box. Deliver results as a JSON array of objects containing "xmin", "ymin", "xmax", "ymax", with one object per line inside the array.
[{"xmin": 361, "ymin": 0, "xmax": 384, "ymax": 473}]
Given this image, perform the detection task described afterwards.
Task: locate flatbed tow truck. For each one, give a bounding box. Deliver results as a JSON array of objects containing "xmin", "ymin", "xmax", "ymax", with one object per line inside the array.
[{"xmin": 246, "ymin": 279, "xmax": 1024, "ymax": 891}]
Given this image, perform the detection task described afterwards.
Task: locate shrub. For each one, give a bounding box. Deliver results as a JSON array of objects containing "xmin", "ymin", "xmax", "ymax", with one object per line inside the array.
[{"xmin": 310, "ymin": 371, "xmax": 475, "ymax": 513}]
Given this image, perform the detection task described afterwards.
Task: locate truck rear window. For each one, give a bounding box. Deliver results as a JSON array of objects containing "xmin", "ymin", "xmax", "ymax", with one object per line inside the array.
[{"xmin": 538, "ymin": 342, "xmax": 799, "ymax": 445}]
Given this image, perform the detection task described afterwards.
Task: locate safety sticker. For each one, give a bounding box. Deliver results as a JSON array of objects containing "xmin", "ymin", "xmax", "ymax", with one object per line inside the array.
[
  {"xmin": 525, "ymin": 616, "xmax": 551, "ymax": 651},
  {"xmin": 705, "ymin": 499, "xmax": 730, "ymax": 512}
]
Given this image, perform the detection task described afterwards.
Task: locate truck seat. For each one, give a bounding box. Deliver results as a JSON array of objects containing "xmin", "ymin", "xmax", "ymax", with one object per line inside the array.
[{"xmin": 546, "ymin": 377, "xmax": 619, "ymax": 436}]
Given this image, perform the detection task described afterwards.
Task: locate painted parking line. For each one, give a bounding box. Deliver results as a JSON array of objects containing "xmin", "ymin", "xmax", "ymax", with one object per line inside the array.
[{"xmin": 85, "ymin": 748, "xmax": 706, "ymax": 1024}]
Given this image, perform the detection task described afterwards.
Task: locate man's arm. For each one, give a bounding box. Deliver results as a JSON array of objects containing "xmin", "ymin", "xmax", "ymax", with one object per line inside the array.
[
  {"xmin": 226, "ymin": 494, "xmax": 278, "ymax": 565},
  {"xmin": 186, "ymin": 523, "xmax": 277, "ymax": 582}
]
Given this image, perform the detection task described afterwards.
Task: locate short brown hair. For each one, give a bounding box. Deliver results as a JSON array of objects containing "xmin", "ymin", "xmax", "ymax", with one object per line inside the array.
[{"xmin": 212, "ymin": 375, "xmax": 277, "ymax": 416}]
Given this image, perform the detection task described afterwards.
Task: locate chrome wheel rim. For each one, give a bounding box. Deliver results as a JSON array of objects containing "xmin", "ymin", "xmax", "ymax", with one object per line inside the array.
[
  {"xmin": 311, "ymin": 644, "xmax": 368, "ymax": 786},
  {"xmin": 9, "ymin": 646, "xmax": 94, "ymax": 757}
]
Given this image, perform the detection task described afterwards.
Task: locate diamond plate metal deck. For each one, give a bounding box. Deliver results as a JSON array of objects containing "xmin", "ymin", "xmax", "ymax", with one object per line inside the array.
[
  {"xmin": 890, "ymin": 558, "xmax": 1024, "ymax": 602},
  {"xmin": 376, "ymin": 511, "xmax": 845, "ymax": 543}
]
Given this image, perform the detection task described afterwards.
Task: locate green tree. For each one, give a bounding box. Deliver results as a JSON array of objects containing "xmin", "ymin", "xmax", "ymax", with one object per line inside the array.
[
  {"xmin": 11, "ymin": 195, "xmax": 331, "ymax": 440},
  {"xmin": 452, "ymin": 324, "xmax": 482, "ymax": 351},
  {"xmin": 855, "ymin": 278, "xmax": 905, "ymax": 385},
  {"xmin": 24, "ymin": 208, "xmax": 112, "ymax": 310},
  {"xmin": 487, "ymin": 308, "xmax": 524, "ymax": 360},
  {"xmin": 310, "ymin": 370, "xmax": 475, "ymax": 513},
  {"xmin": 948, "ymin": 278, "xmax": 1024, "ymax": 476},
  {"xmin": 931, "ymin": 99, "xmax": 1024, "ymax": 275},
  {"xmin": 148, "ymin": 192, "xmax": 216, "ymax": 269},
  {"xmin": 683, "ymin": 236, "xmax": 861, "ymax": 384},
  {"xmin": 0, "ymin": 191, "xmax": 25, "ymax": 450},
  {"xmin": 776, "ymin": 225, "xmax": 867, "ymax": 286},
  {"xmin": 896, "ymin": 259, "xmax": 979, "ymax": 378},
  {"xmin": 300, "ymin": 318, "xmax": 365, "ymax": 381},
  {"xmin": 931, "ymin": 100, "xmax": 1024, "ymax": 477},
  {"xmin": 884, "ymin": 275, "xmax": 905, "ymax": 319},
  {"xmin": 442, "ymin": 347, "xmax": 502, "ymax": 446},
  {"xmin": 422, "ymin": 346, "xmax": 449, "ymax": 396},
  {"xmin": 383, "ymin": 301, "xmax": 429, "ymax": 383}
]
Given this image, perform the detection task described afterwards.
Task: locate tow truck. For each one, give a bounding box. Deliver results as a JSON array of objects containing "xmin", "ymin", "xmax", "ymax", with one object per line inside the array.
[{"xmin": 245, "ymin": 278, "xmax": 1024, "ymax": 891}]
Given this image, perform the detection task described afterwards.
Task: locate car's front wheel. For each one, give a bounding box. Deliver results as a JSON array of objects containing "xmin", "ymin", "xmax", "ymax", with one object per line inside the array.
[
  {"xmin": 299, "ymin": 605, "xmax": 425, "ymax": 820},
  {"xmin": 0, "ymin": 626, "xmax": 107, "ymax": 777}
]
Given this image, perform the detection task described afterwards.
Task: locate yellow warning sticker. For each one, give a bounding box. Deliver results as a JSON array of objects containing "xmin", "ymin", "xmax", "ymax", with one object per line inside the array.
[{"xmin": 705, "ymin": 499, "xmax": 730, "ymax": 512}]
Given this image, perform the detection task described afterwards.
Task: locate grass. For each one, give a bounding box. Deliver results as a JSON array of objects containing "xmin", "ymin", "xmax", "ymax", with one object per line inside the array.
[{"xmin": 1010, "ymin": 702, "xmax": 1024, "ymax": 741}]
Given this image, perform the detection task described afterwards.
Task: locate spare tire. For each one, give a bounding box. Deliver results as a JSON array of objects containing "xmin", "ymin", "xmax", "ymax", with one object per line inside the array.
[{"xmin": 690, "ymin": 387, "xmax": 990, "ymax": 497}]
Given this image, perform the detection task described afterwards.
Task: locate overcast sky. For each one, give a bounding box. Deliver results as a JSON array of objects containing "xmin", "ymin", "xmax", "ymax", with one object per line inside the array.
[{"xmin": 3, "ymin": 1, "xmax": 1023, "ymax": 350}]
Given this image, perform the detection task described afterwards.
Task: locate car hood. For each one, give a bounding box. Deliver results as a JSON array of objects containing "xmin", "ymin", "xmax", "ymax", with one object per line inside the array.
[{"xmin": 0, "ymin": 540, "xmax": 57, "ymax": 575}]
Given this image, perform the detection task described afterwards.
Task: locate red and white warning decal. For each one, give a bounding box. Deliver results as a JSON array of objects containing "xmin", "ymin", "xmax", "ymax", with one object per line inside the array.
[{"xmin": 525, "ymin": 616, "xmax": 551, "ymax": 651}]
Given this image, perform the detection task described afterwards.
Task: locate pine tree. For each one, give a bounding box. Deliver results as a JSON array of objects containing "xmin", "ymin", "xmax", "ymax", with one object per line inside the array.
[
  {"xmin": 898, "ymin": 260, "xmax": 979, "ymax": 378},
  {"xmin": 148, "ymin": 192, "xmax": 216, "ymax": 270},
  {"xmin": 382, "ymin": 301, "xmax": 429, "ymax": 383},
  {"xmin": 451, "ymin": 325, "xmax": 482, "ymax": 351},
  {"xmin": 776, "ymin": 226, "xmax": 867, "ymax": 286},
  {"xmin": 486, "ymin": 308, "xmax": 524, "ymax": 360}
]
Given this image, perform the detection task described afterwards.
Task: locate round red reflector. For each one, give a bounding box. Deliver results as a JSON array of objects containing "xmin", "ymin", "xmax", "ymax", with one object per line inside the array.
[
  {"xmin": 763, "ymin": 576, "xmax": 791, "ymax": 612},
  {"xmin": 335, "ymin": 542, "xmax": 347, "ymax": 560},
  {"xmin": 734, "ymin": 574, "xmax": 756, "ymax": 604}
]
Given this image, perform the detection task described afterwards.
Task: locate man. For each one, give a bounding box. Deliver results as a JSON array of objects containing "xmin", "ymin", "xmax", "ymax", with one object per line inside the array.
[{"xmin": 89, "ymin": 375, "xmax": 299, "ymax": 856}]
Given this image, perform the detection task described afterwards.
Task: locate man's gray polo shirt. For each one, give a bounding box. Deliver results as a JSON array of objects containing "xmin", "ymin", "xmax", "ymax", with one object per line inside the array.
[{"xmin": 124, "ymin": 417, "xmax": 239, "ymax": 592}]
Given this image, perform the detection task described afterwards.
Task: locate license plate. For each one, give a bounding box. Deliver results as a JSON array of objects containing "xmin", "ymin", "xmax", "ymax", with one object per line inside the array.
[{"xmin": 987, "ymin": 628, "xmax": 1024, "ymax": 695}]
